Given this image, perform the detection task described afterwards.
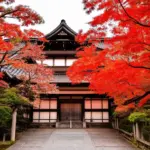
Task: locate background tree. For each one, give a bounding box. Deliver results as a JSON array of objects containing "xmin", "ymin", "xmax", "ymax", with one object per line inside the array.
[
  {"xmin": 0, "ymin": 0, "xmax": 56, "ymax": 141},
  {"xmin": 0, "ymin": 105, "xmax": 12, "ymax": 140},
  {"xmin": 0, "ymin": 0, "xmax": 55, "ymax": 92},
  {"xmin": 17, "ymin": 63, "xmax": 57, "ymax": 101},
  {"xmin": 0, "ymin": 87, "xmax": 29, "ymax": 141},
  {"xmin": 67, "ymin": 0, "xmax": 150, "ymax": 112}
]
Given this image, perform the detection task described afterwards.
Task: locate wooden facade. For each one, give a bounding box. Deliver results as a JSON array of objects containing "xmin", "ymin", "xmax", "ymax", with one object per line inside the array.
[{"xmin": 31, "ymin": 20, "xmax": 112, "ymax": 127}]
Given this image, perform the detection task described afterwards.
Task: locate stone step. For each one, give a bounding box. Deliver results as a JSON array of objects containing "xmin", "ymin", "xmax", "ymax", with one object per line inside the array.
[
  {"xmin": 86, "ymin": 122, "xmax": 112, "ymax": 128},
  {"xmin": 57, "ymin": 121, "xmax": 83, "ymax": 128},
  {"xmin": 30, "ymin": 123, "xmax": 56, "ymax": 128},
  {"xmin": 30, "ymin": 122, "xmax": 112, "ymax": 129}
]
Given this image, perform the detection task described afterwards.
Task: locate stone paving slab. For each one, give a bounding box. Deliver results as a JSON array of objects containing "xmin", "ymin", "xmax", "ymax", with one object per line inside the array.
[
  {"xmin": 8, "ymin": 129, "xmax": 54, "ymax": 150},
  {"xmin": 86, "ymin": 128, "xmax": 138, "ymax": 150},
  {"xmin": 43, "ymin": 129, "xmax": 95, "ymax": 150},
  {"xmin": 8, "ymin": 128, "xmax": 139, "ymax": 150},
  {"xmin": 96, "ymin": 147, "xmax": 137, "ymax": 150}
]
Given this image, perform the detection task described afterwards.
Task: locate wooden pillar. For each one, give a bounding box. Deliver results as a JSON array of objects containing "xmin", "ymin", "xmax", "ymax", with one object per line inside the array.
[
  {"xmin": 56, "ymin": 121, "xmax": 59, "ymax": 128},
  {"xmin": 115, "ymin": 118, "xmax": 119, "ymax": 129},
  {"xmin": 133, "ymin": 123, "xmax": 136, "ymax": 138},
  {"xmin": 114, "ymin": 118, "xmax": 116, "ymax": 129},
  {"xmin": 135, "ymin": 122, "xmax": 142, "ymax": 139},
  {"xmin": 112, "ymin": 120, "xmax": 115, "ymax": 129},
  {"xmin": 70, "ymin": 120, "xmax": 72, "ymax": 128},
  {"xmin": 135, "ymin": 122, "xmax": 139, "ymax": 139},
  {"xmin": 30, "ymin": 106, "xmax": 33, "ymax": 122},
  {"xmin": 140, "ymin": 122, "xmax": 144, "ymax": 140},
  {"xmin": 116, "ymin": 118, "xmax": 119, "ymax": 129},
  {"xmin": 3, "ymin": 133, "xmax": 6, "ymax": 142},
  {"xmin": 83, "ymin": 121, "xmax": 86, "ymax": 128},
  {"xmin": 11, "ymin": 108, "xmax": 17, "ymax": 141}
]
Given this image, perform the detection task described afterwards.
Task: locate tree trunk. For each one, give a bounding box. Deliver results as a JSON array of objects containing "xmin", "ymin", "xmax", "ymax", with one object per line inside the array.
[{"xmin": 11, "ymin": 108, "xmax": 17, "ymax": 141}]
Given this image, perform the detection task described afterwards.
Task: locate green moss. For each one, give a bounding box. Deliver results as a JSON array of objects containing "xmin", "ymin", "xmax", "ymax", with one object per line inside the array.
[{"xmin": 0, "ymin": 141, "xmax": 14, "ymax": 150}]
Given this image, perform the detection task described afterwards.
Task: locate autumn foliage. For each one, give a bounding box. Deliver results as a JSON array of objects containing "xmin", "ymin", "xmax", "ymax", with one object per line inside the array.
[
  {"xmin": 67, "ymin": 0, "xmax": 150, "ymax": 112},
  {"xmin": 0, "ymin": 0, "xmax": 56, "ymax": 96}
]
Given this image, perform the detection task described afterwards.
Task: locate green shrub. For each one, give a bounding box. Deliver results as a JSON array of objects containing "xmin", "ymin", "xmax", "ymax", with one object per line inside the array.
[
  {"xmin": 142, "ymin": 125, "xmax": 150, "ymax": 142},
  {"xmin": 145, "ymin": 109, "xmax": 150, "ymax": 117},
  {"xmin": 0, "ymin": 88, "xmax": 30, "ymax": 106},
  {"xmin": 119, "ymin": 117, "xmax": 133, "ymax": 133},
  {"xmin": 0, "ymin": 106, "xmax": 12, "ymax": 140},
  {"xmin": 0, "ymin": 87, "xmax": 31, "ymax": 139},
  {"xmin": 0, "ymin": 106, "xmax": 12, "ymax": 129},
  {"xmin": 16, "ymin": 108, "xmax": 31, "ymax": 132},
  {"xmin": 128, "ymin": 112, "xmax": 148, "ymax": 123}
]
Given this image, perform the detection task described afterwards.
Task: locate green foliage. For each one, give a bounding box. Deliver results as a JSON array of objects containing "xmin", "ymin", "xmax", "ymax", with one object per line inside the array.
[
  {"xmin": 16, "ymin": 107, "xmax": 31, "ymax": 132},
  {"xmin": 145, "ymin": 109, "xmax": 150, "ymax": 117},
  {"xmin": 144, "ymin": 105, "xmax": 150, "ymax": 109},
  {"xmin": 113, "ymin": 111, "xmax": 118, "ymax": 117},
  {"xmin": 0, "ymin": 106, "xmax": 12, "ymax": 128},
  {"xmin": 0, "ymin": 87, "xmax": 30, "ymax": 135},
  {"xmin": 128, "ymin": 112, "xmax": 148, "ymax": 123},
  {"xmin": 0, "ymin": 88, "xmax": 30, "ymax": 106},
  {"xmin": 142, "ymin": 125, "xmax": 150, "ymax": 142},
  {"xmin": 119, "ymin": 117, "xmax": 133, "ymax": 133},
  {"xmin": 18, "ymin": 81, "xmax": 35, "ymax": 101}
]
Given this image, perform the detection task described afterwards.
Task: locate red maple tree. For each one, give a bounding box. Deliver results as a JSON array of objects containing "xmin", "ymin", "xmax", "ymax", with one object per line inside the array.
[
  {"xmin": 67, "ymin": 0, "xmax": 150, "ymax": 112},
  {"xmin": 0, "ymin": 0, "xmax": 55, "ymax": 95},
  {"xmin": 18, "ymin": 63, "xmax": 57, "ymax": 95}
]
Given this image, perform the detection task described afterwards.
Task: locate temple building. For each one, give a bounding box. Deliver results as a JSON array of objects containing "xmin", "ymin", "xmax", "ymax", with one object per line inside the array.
[
  {"xmin": 32, "ymin": 20, "xmax": 112, "ymax": 128},
  {"xmin": 2, "ymin": 20, "xmax": 112, "ymax": 128}
]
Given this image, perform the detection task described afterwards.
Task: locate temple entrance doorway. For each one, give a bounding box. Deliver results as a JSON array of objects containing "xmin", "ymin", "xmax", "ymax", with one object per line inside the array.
[
  {"xmin": 60, "ymin": 103, "xmax": 82, "ymax": 121},
  {"xmin": 59, "ymin": 101, "xmax": 83, "ymax": 128}
]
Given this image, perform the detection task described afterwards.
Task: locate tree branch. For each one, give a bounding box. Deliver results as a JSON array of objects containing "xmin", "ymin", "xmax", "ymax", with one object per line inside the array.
[
  {"xmin": 124, "ymin": 91, "xmax": 150, "ymax": 105},
  {"xmin": 118, "ymin": 0, "xmax": 150, "ymax": 28},
  {"xmin": 0, "ymin": 51, "xmax": 8, "ymax": 65},
  {"xmin": 0, "ymin": 9, "xmax": 19, "ymax": 18},
  {"xmin": 128, "ymin": 63, "xmax": 150, "ymax": 70}
]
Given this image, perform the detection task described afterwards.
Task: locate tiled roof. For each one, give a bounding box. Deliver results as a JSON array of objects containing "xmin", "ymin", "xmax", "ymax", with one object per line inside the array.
[
  {"xmin": 45, "ymin": 19, "xmax": 77, "ymax": 39},
  {"xmin": 1, "ymin": 65, "xmax": 24, "ymax": 78},
  {"xmin": 2, "ymin": 66, "xmax": 87, "ymax": 83}
]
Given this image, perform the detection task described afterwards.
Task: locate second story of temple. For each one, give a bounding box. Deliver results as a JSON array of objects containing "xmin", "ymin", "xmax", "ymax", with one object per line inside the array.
[{"xmin": 36, "ymin": 19, "xmax": 105, "ymax": 74}]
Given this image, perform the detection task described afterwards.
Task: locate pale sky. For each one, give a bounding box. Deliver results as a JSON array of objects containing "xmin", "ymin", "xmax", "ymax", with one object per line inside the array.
[{"xmin": 12, "ymin": 0, "xmax": 98, "ymax": 35}]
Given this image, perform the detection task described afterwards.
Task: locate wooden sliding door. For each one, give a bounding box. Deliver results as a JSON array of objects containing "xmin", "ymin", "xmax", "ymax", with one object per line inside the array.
[{"xmin": 60, "ymin": 103, "xmax": 81, "ymax": 121}]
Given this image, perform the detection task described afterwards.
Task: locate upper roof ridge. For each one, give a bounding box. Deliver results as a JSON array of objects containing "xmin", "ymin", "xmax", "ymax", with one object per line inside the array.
[
  {"xmin": 60, "ymin": 19, "xmax": 66, "ymax": 24},
  {"xmin": 45, "ymin": 19, "xmax": 77, "ymax": 39}
]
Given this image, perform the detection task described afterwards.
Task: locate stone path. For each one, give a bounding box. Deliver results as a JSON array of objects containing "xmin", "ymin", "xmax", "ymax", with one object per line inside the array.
[
  {"xmin": 8, "ymin": 128, "xmax": 138, "ymax": 150},
  {"xmin": 87, "ymin": 128, "xmax": 138, "ymax": 150}
]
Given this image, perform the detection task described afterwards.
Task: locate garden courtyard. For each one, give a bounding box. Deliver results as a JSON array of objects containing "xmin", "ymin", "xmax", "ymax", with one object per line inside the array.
[
  {"xmin": 0, "ymin": 0, "xmax": 150, "ymax": 150},
  {"xmin": 8, "ymin": 128, "xmax": 137, "ymax": 150}
]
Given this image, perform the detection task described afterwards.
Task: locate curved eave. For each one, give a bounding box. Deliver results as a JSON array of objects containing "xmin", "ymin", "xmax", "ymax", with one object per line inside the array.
[{"xmin": 45, "ymin": 20, "xmax": 77, "ymax": 39}]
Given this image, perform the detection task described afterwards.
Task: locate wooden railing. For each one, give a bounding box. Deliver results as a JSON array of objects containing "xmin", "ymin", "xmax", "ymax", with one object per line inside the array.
[{"xmin": 112, "ymin": 118, "xmax": 150, "ymax": 150}]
